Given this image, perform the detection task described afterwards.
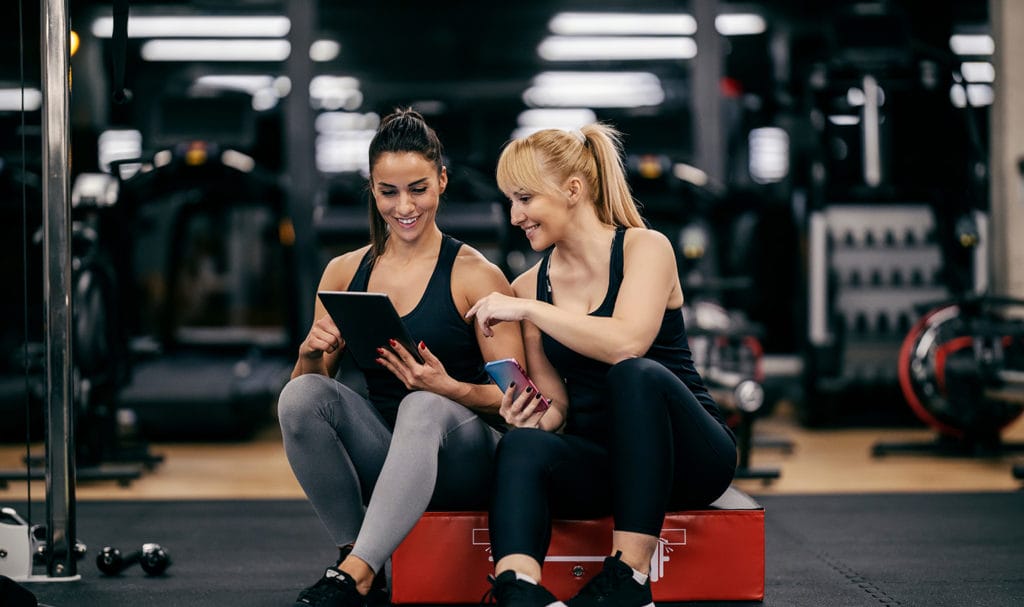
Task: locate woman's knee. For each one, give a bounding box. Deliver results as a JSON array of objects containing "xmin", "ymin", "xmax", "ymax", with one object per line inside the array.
[
  {"xmin": 607, "ymin": 357, "xmax": 667, "ymax": 386},
  {"xmin": 606, "ymin": 358, "xmax": 672, "ymax": 413},
  {"xmin": 393, "ymin": 391, "xmax": 469, "ymax": 433},
  {"xmin": 494, "ymin": 429, "xmax": 561, "ymax": 474},
  {"xmin": 277, "ymin": 374, "xmax": 335, "ymax": 431}
]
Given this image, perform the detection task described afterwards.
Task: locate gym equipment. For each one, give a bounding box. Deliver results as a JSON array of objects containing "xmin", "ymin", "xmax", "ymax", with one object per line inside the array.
[
  {"xmin": 96, "ymin": 543, "xmax": 171, "ymax": 576},
  {"xmin": 0, "ymin": 171, "xmax": 150, "ymax": 489},
  {"xmin": 0, "ymin": 508, "xmax": 90, "ymax": 582},
  {"xmin": 29, "ymin": 525, "xmax": 86, "ymax": 565},
  {"xmin": 685, "ymin": 301, "xmax": 785, "ymax": 484},
  {"xmin": 873, "ymin": 295, "xmax": 1024, "ymax": 457},
  {"xmin": 103, "ymin": 145, "xmax": 296, "ymax": 440},
  {"xmin": 0, "ymin": 508, "xmax": 32, "ymax": 581},
  {"xmin": 794, "ymin": 3, "xmax": 988, "ymax": 427},
  {"xmin": 390, "ymin": 487, "xmax": 764, "ymax": 603}
]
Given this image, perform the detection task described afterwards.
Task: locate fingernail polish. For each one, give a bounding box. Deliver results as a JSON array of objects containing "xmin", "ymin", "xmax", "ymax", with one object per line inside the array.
[{"xmin": 419, "ymin": 341, "xmax": 426, "ymax": 350}]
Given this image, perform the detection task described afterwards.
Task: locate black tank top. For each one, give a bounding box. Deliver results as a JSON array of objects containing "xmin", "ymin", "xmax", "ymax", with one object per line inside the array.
[
  {"xmin": 537, "ymin": 227, "xmax": 728, "ymax": 442},
  {"xmin": 348, "ymin": 235, "xmax": 493, "ymax": 428}
]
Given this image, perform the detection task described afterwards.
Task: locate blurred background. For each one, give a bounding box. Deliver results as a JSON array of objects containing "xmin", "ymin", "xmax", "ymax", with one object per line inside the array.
[{"xmin": 3, "ymin": 0, "xmax": 1024, "ymax": 497}]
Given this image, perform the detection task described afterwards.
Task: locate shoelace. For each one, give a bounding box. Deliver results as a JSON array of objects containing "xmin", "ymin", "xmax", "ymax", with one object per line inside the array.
[
  {"xmin": 481, "ymin": 574, "xmax": 542, "ymax": 605},
  {"xmin": 579, "ymin": 556, "xmax": 631, "ymax": 597},
  {"xmin": 480, "ymin": 574, "xmax": 500, "ymax": 604}
]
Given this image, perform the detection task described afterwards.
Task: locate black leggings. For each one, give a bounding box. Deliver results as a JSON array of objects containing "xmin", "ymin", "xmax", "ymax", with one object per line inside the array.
[{"xmin": 489, "ymin": 357, "xmax": 737, "ymax": 563}]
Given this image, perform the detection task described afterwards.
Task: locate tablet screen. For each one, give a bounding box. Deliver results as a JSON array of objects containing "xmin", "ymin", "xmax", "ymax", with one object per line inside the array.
[{"xmin": 317, "ymin": 291, "xmax": 424, "ymax": 368}]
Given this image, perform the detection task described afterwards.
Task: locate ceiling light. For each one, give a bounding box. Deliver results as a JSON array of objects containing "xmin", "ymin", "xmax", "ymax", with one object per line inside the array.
[
  {"xmin": 194, "ymin": 75, "xmax": 277, "ymax": 95},
  {"xmin": 523, "ymin": 71, "xmax": 664, "ymax": 108},
  {"xmin": 748, "ymin": 127, "xmax": 788, "ymax": 184},
  {"xmin": 950, "ymin": 83, "xmax": 994, "ymax": 107},
  {"xmin": 141, "ymin": 39, "xmax": 291, "ymax": 62},
  {"xmin": 310, "ymin": 39, "xmax": 341, "ymax": 62},
  {"xmin": 316, "ymin": 132, "xmax": 376, "ymax": 174},
  {"xmin": 92, "ymin": 15, "xmax": 290, "ymax": 38},
  {"xmin": 949, "ymin": 34, "xmax": 994, "ymax": 56},
  {"xmin": 310, "ymin": 76, "xmax": 362, "ymax": 111},
  {"xmin": 512, "ymin": 108, "xmax": 598, "ymax": 140},
  {"xmin": 517, "ymin": 108, "xmax": 597, "ymax": 127},
  {"xmin": 549, "ymin": 12, "xmax": 696, "ymax": 35},
  {"xmin": 0, "ymin": 88, "xmax": 42, "ymax": 111},
  {"xmin": 538, "ymin": 36, "xmax": 696, "ymax": 61},
  {"xmin": 715, "ymin": 14, "xmax": 766, "ymax": 36},
  {"xmin": 828, "ymin": 115, "xmax": 860, "ymax": 126},
  {"xmin": 960, "ymin": 61, "xmax": 995, "ymax": 83}
]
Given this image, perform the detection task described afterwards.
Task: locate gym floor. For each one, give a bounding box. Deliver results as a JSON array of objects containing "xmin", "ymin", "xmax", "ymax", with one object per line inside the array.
[{"xmin": 2, "ymin": 397, "xmax": 1023, "ymax": 502}]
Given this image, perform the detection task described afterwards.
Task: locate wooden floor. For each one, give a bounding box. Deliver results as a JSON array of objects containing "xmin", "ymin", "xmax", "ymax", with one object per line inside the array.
[{"xmin": 2, "ymin": 401, "xmax": 1023, "ymax": 502}]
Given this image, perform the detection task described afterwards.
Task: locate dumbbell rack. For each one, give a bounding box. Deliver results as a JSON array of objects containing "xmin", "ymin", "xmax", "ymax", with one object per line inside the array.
[{"xmin": 804, "ymin": 203, "xmax": 970, "ymax": 425}]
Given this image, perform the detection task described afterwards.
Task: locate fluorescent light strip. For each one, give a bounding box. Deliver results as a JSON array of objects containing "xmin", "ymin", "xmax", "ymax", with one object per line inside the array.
[
  {"xmin": 524, "ymin": 72, "xmax": 664, "ymax": 108},
  {"xmin": 0, "ymin": 88, "xmax": 42, "ymax": 111},
  {"xmin": 960, "ymin": 61, "xmax": 995, "ymax": 83},
  {"xmin": 748, "ymin": 127, "xmax": 789, "ymax": 184},
  {"xmin": 517, "ymin": 108, "xmax": 597, "ymax": 127},
  {"xmin": 538, "ymin": 36, "xmax": 696, "ymax": 61},
  {"xmin": 715, "ymin": 14, "xmax": 766, "ymax": 36},
  {"xmin": 310, "ymin": 39, "xmax": 341, "ymax": 62},
  {"xmin": 950, "ymin": 83, "xmax": 994, "ymax": 107},
  {"xmin": 513, "ymin": 108, "xmax": 598, "ymax": 140},
  {"xmin": 141, "ymin": 39, "xmax": 291, "ymax": 62},
  {"xmin": 549, "ymin": 12, "xmax": 696, "ymax": 35},
  {"xmin": 949, "ymin": 34, "xmax": 994, "ymax": 56},
  {"xmin": 92, "ymin": 15, "xmax": 290, "ymax": 38},
  {"xmin": 195, "ymin": 75, "xmax": 277, "ymax": 94}
]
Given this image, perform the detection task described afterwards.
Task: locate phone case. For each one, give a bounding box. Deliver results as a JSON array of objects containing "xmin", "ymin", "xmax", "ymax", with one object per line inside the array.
[{"xmin": 484, "ymin": 358, "xmax": 550, "ymax": 412}]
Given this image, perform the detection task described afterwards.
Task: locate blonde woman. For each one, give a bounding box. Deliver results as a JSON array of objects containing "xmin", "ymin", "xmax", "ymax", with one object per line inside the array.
[{"xmin": 468, "ymin": 124, "xmax": 737, "ymax": 607}]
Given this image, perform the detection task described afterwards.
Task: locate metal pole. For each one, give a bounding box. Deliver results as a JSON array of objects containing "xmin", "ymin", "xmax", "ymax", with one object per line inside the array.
[
  {"xmin": 285, "ymin": 0, "xmax": 319, "ymax": 340},
  {"xmin": 693, "ymin": 0, "xmax": 725, "ymax": 183},
  {"xmin": 41, "ymin": 0, "xmax": 78, "ymax": 579}
]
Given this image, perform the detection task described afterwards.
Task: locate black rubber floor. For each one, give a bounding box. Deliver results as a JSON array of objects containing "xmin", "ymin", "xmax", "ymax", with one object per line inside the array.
[{"xmin": 4, "ymin": 491, "xmax": 1023, "ymax": 607}]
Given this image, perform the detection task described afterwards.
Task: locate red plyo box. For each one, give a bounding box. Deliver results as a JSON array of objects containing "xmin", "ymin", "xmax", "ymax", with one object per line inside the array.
[{"xmin": 390, "ymin": 486, "xmax": 764, "ymax": 603}]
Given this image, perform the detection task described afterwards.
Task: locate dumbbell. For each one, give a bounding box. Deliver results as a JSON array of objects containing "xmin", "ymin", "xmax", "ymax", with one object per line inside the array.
[{"xmin": 96, "ymin": 543, "xmax": 171, "ymax": 576}]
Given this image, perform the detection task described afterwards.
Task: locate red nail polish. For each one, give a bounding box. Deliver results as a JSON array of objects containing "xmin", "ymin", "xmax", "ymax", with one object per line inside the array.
[
  {"xmin": 419, "ymin": 340, "xmax": 426, "ymax": 350},
  {"xmin": 389, "ymin": 339, "xmax": 397, "ymax": 347}
]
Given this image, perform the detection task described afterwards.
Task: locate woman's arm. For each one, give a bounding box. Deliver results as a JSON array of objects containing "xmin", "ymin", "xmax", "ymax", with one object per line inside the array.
[
  {"xmin": 290, "ymin": 249, "xmax": 364, "ymax": 379},
  {"xmin": 509, "ymin": 268, "xmax": 573, "ymax": 427},
  {"xmin": 469, "ymin": 229, "xmax": 681, "ymax": 365},
  {"xmin": 378, "ymin": 248, "xmax": 525, "ymax": 415}
]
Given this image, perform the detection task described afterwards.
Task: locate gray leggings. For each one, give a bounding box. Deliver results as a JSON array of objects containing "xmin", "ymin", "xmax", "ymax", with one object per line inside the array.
[{"xmin": 278, "ymin": 374, "xmax": 501, "ymax": 572}]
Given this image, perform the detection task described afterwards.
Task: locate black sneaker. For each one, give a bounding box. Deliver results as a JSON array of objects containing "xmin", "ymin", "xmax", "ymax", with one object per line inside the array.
[
  {"xmin": 335, "ymin": 545, "xmax": 389, "ymax": 605},
  {"xmin": 565, "ymin": 552, "xmax": 654, "ymax": 607},
  {"xmin": 294, "ymin": 566, "xmax": 365, "ymax": 607},
  {"xmin": 484, "ymin": 570, "xmax": 567, "ymax": 607}
]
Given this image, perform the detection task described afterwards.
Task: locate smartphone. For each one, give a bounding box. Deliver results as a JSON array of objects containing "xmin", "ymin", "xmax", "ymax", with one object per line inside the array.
[{"xmin": 484, "ymin": 358, "xmax": 550, "ymax": 413}]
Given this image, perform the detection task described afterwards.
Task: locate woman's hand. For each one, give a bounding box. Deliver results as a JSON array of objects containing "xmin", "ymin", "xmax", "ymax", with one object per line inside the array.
[
  {"xmin": 466, "ymin": 292, "xmax": 531, "ymax": 338},
  {"xmin": 499, "ymin": 383, "xmax": 548, "ymax": 429},
  {"xmin": 299, "ymin": 314, "xmax": 344, "ymax": 360},
  {"xmin": 376, "ymin": 340, "xmax": 460, "ymax": 396}
]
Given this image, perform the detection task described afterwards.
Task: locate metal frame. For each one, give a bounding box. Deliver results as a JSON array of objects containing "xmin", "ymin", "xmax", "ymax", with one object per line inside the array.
[{"xmin": 38, "ymin": 0, "xmax": 79, "ymax": 582}]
